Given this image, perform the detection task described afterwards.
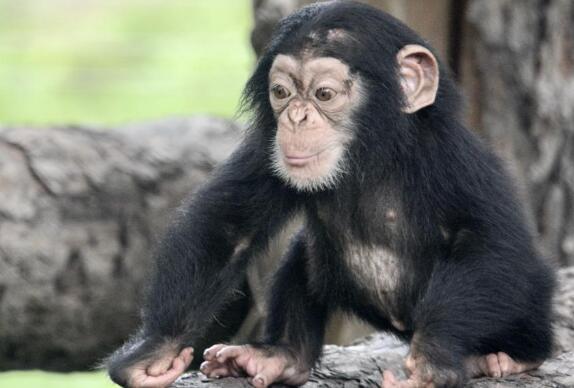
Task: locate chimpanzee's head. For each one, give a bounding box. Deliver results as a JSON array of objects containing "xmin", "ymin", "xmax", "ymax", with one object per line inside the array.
[{"xmin": 243, "ymin": 1, "xmax": 457, "ymax": 192}]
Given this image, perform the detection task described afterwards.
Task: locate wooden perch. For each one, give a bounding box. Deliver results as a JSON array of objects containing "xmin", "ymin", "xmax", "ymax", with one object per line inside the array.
[
  {"xmin": 172, "ymin": 267, "xmax": 574, "ymax": 387},
  {"xmin": 174, "ymin": 338, "xmax": 574, "ymax": 387}
]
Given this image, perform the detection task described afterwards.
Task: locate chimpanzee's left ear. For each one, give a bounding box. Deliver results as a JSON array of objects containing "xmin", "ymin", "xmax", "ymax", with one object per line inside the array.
[{"xmin": 397, "ymin": 44, "xmax": 439, "ymax": 113}]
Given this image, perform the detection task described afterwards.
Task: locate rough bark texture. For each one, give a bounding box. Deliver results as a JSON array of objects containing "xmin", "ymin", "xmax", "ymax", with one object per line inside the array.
[
  {"xmin": 554, "ymin": 266, "xmax": 574, "ymax": 355},
  {"xmin": 174, "ymin": 266, "xmax": 574, "ymax": 387},
  {"xmin": 468, "ymin": 0, "xmax": 574, "ymax": 267},
  {"xmin": 0, "ymin": 117, "xmax": 241, "ymax": 370}
]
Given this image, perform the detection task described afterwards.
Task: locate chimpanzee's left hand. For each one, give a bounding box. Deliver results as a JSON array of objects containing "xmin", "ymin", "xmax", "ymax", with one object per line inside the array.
[{"xmin": 200, "ymin": 344, "xmax": 310, "ymax": 388}]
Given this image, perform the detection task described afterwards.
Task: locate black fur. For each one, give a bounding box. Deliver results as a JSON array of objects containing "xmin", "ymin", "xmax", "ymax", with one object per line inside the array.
[{"xmin": 107, "ymin": 2, "xmax": 555, "ymax": 387}]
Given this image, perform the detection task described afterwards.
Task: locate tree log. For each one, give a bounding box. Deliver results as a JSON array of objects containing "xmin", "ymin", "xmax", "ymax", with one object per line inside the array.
[
  {"xmin": 173, "ymin": 266, "xmax": 574, "ymax": 387},
  {"xmin": 174, "ymin": 345, "xmax": 574, "ymax": 388},
  {"xmin": 0, "ymin": 117, "xmax": 243, "ymax": 370}
]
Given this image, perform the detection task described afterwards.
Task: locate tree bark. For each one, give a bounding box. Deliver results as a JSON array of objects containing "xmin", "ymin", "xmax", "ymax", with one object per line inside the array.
[
  {"xmin": 467, "ymin": 0, "xmax": 574, "ymax": 266},
  {"xmin": 0, "ymin": 117, "xmax": 245, "ymax": 370}
]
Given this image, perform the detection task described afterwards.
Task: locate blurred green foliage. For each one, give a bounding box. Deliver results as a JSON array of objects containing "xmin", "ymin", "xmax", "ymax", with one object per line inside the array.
[
  {"xmin": 0, "ymin": 0, "xmax": 253, "ymax": 125},
  {"xmin": 0, "ymin": 371, "xmax": 114, "ymax": 388}
]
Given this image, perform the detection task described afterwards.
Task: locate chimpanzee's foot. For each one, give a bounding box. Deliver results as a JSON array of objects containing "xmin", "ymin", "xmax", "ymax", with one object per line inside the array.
[
  {"xmin": 382, "ymin": 351, "xmax": 543, "ymax": 387},
  {"xmin": 382, "ymin": 353, "xmax": 461, "ymax": 388},
  {"xmin": 466, "ymin": 352, "xmax": 543, "ymax": 378},
  {"xmin": 200, "ymin": 344, "xmax": 310, "ymax": 388}
]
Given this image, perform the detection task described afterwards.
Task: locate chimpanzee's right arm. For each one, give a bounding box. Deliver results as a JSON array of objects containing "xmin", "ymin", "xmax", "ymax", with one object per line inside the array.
[{"xmin": 106, "ymin": 142, "xmax": 298, "ymax": 387}]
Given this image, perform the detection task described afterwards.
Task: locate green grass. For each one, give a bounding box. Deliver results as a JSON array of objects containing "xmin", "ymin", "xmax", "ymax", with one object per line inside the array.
[
  {"xmin": 0, "ymin": 0, "xmax": 253, "ymax": 125},
  {"xmin": 0, "ymin": 371, "xmax": 115, "ymax": 388}
]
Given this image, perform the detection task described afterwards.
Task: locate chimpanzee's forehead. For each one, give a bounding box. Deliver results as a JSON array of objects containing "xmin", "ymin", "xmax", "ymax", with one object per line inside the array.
[{"xmin": 269, "ymin": 54, "xmax": 351, "ymax": 82}]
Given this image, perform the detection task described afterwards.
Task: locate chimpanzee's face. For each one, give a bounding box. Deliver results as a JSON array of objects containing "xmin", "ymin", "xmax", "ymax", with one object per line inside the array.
[{"xmin": 268, "ymin": 54, "xmax": 363, "ymax": 192}]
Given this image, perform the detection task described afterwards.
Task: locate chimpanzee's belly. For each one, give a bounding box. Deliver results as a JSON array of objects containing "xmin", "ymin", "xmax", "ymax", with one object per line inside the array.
[{"xmin": 341, "ymin": 242, "xmax": 404, "ymax": 327}]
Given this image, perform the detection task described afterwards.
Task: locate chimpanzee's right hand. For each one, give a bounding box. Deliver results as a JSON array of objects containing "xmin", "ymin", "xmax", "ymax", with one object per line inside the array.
[{"xmin": 107, "ymin": 337, "xmax": 194, "ymax": 388}]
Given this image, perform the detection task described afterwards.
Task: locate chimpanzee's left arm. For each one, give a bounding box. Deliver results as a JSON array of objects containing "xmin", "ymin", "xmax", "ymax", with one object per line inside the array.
[{"xmin": 384, "ymin": 227, "xmax": 555, "ymax": 387}]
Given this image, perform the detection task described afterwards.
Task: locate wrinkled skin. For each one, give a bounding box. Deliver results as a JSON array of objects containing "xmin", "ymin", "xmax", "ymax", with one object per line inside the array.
[{"xmin": 269, "ymin": 54, "xmax": 360, "ymax": 192}]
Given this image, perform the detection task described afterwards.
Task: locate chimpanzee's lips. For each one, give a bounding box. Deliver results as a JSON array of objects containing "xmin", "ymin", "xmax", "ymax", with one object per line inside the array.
[{"xmin": 284, "ymin": 150, "xmax": 324, "ymax": 166}]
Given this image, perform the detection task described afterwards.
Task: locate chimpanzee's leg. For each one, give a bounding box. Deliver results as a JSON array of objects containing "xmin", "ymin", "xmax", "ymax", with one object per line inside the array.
[{"xmin": 201, "ymin": 232, "xmax": 328, "ymax": 388}]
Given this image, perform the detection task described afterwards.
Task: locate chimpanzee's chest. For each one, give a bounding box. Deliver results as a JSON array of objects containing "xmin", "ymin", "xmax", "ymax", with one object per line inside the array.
[
  {"xmin": 341, "ymin": 241, "xmax": 402, "ymax": 294},
  {"xmin": 313, "ymin": 198, "xmax": 407, "ymax": 308},
  {"xmin": 338, "ymin": 240, "xmax": 405, "ymax": 322}
]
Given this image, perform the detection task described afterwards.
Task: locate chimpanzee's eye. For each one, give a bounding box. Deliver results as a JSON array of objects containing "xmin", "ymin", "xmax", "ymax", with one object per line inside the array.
[
  {"xmin": 315, "ymin": 87, "xmax": 336, "ymax": 102},
  {"xmin": 271, "ymin": 85, "xmax": 291, "ymax": 99}
]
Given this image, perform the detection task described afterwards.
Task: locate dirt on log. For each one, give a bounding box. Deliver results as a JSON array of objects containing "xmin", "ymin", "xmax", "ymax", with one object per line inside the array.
[
  {"xmin": 173, "ymin": 267, "xmax": 574, "ymax": 387},
  {"xmin": 0, "ymin": 118, "xmax": 241, "ymax": 370}
]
